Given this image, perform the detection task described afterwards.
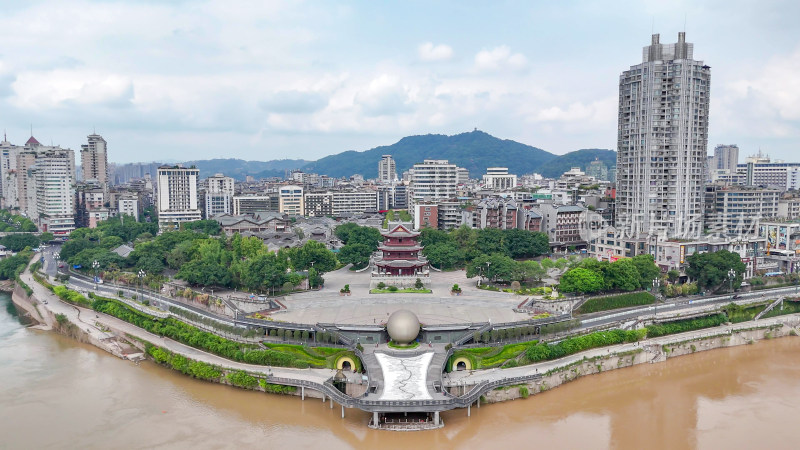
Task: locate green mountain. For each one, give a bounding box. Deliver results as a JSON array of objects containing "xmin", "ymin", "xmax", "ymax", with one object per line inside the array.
[
  {"xmin": 175, "ymin": 131, "xmax": 616, "ymax": 180},
  {"xmin": 538, "ymin": 149, "xmax": 618, "ymax": 178},
  {"xmin": 182, "ymin": 158, "xmax": 309, "ymax": 180},
  {"xmin": 300, "ymin": 130, "xmax": 557, "ymax": 178}
]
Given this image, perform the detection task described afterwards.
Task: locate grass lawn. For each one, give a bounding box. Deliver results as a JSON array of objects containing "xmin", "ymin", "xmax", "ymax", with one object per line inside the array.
[
  {"xmin": 370, "ymin": 288, "xmax": 432, "ymax": 294},
  {"xmin": 576, "ymin": 291, "xmax": 656, "ymax": 314},
  {"xmin": 387, "ymin": 341, "xmax": 420, "ymax": 350}
]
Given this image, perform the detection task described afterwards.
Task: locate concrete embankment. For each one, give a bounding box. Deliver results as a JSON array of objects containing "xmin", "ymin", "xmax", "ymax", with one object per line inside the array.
[{"xmin": 476, "ymin": 319, "xmax": 799, "ymax": 404}]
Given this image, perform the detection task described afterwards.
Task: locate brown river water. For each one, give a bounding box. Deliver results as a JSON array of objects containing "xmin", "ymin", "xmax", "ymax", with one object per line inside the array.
[{"xmin": 2, "ymin": 292, "xmax": 800, "ymax": 449}]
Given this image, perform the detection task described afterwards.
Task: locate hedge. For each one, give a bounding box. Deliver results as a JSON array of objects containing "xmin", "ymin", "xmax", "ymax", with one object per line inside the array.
[
  {"xmin": 645, "ymin": 314, "xmax": 727, "ymax": 338},
  {"xmin": 525, "ymin": 329, "xmax": 645, "ymax": 363},
  {"xmin": 577, "ymin": 292, "xmax": 655, "ymax": 314}
]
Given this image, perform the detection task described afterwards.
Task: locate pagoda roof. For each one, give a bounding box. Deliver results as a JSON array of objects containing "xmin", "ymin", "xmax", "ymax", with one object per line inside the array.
[
  {"xmin": 381, "ymin": 223, "xmax": 420, "ymax": 238},
  {"xmin": 375, "ymin": 259, "xmax": 427, "ymax": 268},
  {"xmin": 378, "ymin": 244, "xmax": 422, "ymax": 252}
]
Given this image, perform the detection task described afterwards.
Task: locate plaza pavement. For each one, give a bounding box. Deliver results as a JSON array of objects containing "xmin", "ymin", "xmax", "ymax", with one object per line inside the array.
[{"xmin": 273, "ymin": 265, "xmax": 537, "ymax": 325}]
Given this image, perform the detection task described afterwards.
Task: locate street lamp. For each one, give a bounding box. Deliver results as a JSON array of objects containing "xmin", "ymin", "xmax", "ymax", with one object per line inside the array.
[
  {"xmin": 652, "ymin": 278, "xmax": 661, "ymax": 319},
  {"xmin": 728, "ymin": 268, "xmax": 736, "ymax": 293},
  {"xmin": 138, "ymin": 269, "xmax": 146, "ymax": 301},
  {"xmin": 485, "ymin": 261, "xmax": 491, "ymax": 284},
  {"xmin": 92, "ymin": 260, "xmax": 100, "ymax": 290},
  {"xmin": 308, "ymin": 261, "xmax": 315, "ymax": 290}
]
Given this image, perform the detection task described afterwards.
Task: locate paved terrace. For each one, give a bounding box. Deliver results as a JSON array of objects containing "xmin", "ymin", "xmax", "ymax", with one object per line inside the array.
[{"xmin": 273, "ymin": 266, "xmax": 535, "ymax": 325}]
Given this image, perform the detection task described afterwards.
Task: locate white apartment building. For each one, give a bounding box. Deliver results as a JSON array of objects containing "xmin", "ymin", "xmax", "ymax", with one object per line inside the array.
[
  {"xmin": 409, "ymin": 160, "xmax": 458, "ymax": 209},
  {"xmin": 737, "ymin": 158, "xmax": 800, "ymax": 190},
  {"xmin": 156, "ymin": 165, "xmax": 201, "ymax": 231},
  {"xmin": 482, "ymin": 167, "xmax": 517, "ymax": 190},
  {"xmin": 29, "ymin": 147, "xmax": 77, "ymax": 234},
  {"xmin": 705, "ymin": 185, "xmax": 780, "ymax": 236},
  {"xmin": 279, "ymin": 185, "xmax": 304, "ymax": 216},
  {"xmin": 81, "ymin": 133, "xmax": 109, "ymax": 190},
  {"xmin": 304, "ymin": 190, "xmax": 378, "ymax": 216},
  {"xmin": 204, "ymin": 173, "xmax": 234, "ymax": 218},
  {"xmin": 378, "ymin": 155, "xmax": 397, "ymax": 184},
  {"xmin": 616, "ymin": 32, "xmax": 710, "ymax": 239},
  {"xmin": 118, "ymin": 195, "xmax": 140, "ymax": 221}
]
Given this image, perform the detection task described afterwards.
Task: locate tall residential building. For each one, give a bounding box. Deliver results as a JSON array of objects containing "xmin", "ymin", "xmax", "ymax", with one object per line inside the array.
[
  {"xmin": 80, "ymin": 133, "xmax": 109, "ymax": 190},
  {"xmin": 156, "ymin": 165, "xmax": 201, "ymax": 231},
  {"xmin": 409, "ymin": 160, "xmax": 458, "ymax": 209},
  {"xmin": 616, "ymin": 32, "xmax": 710, "ymax": 239},
  {"xmin": 586, "ymin": 158, "xmax": 610, "ymax": 181},
  {"xmin": 378, "ymin": 155, "xmax": 397, "ymax": 184},
  {"xmin": 28, "ymin": 147, "xmax": 77, "ymax": 234},
  {"xmin": 204, "ymin": 173, "xmax": 234, "ymax": 218},
  {"xmin": 713, "ymin": 144, "xmax": 739, "ymax": 172},
  {"xmin": 482, "ymin": 167, "xmax": 517, "ymax": 190},
  {"xmin": 278, "ymin": 185, "xmax": 304, "ymax": 216}
]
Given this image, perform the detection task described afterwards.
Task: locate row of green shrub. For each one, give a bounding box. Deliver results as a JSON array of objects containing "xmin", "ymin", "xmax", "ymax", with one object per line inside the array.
[
  {"xmin": 146, "ymin": 344, "xmax": 222, "ymax": 381},
  {"xmin": 524, "ymin": 329, "xmax": 646, "ymax": 363},
  {"xmin": 577, "ymin": 291, "xmax": 655, "ymax": 314},
  {"xmin": 91, "ymin": 295, "xmax": 314, "ymax": 368},
  {"xmin": 53, "ymin": 285, "xmax": 92, "ymax": 308},
  {"xmin": 145, "ymin": 344, "xmax": 297, "ymax": 395},
  {"xmin": 645, "ymin": 314, "xmax": 727, "ymax": 338}
]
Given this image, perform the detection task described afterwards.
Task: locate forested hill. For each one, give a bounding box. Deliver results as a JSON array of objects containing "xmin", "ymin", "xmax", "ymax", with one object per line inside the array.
[
  {"xmin": 175, "ymin": 131, "xmax": 615, "ymax": 180},
  {"xmin": 299, "ymin": 130, "xmax": 557, "ymax": 178}
]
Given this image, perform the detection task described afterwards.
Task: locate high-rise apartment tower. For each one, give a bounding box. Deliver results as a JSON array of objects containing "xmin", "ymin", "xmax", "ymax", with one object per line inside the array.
[{"xmin": 616, "ymin": 33, "xmax": 710, "ymax": 239}]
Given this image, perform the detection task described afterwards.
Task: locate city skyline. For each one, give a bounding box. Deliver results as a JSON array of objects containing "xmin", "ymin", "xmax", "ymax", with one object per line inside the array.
[{"xmin": 0, "ymin": 0, "xmax": 798, "ymax": 163}]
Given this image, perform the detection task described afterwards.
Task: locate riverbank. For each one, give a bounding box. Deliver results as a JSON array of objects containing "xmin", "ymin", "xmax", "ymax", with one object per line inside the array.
[
  {"xmin": 12, "ymin": 266, "xmax": 346, "ymax": 401},
  {"xmin": 456, "ymin": 319, "xmax": 799, "ymax": 404}
]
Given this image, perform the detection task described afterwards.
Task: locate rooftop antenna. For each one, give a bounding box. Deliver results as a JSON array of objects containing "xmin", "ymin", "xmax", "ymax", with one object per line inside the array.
[
  {"xmin": 684, "ymin": 13, "xmax": 687, "ymax": 33},
  {"xmin": 651, "ymin": 16, "xmax": 654, "ymax": 35}
]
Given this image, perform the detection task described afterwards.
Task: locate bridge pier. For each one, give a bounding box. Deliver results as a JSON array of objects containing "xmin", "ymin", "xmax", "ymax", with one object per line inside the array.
[
  {"xmin": 434, "ymin": 411, "xmax": 440, "ymax": 426},
  {"xmin": 341, "ymin": 405, "xmax": 345, "ymax": 418},
  {"xmin": 373, "ymin": 411, "xmax": 379, "ymax": 427},
  {"xmin": 467, "ymin": 404, "xmax": 471, "ymax": 417},
  {"xmin": 330, "ymin": 397, "xmax": 333, "ymax": 409},
  {"xmin": 301, "ymin": 386, "xmax": 305, "ymax": 400},
  {"xmin": 322, "ymin": 393, "xmax": 325, "ymax": 403}
]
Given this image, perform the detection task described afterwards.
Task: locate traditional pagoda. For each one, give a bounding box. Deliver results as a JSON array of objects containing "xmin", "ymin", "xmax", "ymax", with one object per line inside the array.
[{"xmin": 371, "ymin": 223, "xmax": 430, "ymax": 288}]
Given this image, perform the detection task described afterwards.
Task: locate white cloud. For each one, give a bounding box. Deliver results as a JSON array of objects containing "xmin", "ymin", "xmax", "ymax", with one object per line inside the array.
[
  {"xmin": 474, "ymin": 46, "xmax": 527, "ymax": 71},
  {"xmin": 418, "ymin": 42, "xmax": 454, "ymax": 61}
]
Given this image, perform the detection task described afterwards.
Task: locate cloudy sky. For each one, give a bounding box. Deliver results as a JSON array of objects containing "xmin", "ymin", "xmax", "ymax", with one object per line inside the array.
[{"xmin": 1, "ymin": 0, "xmax": 799, "ymax": 163}]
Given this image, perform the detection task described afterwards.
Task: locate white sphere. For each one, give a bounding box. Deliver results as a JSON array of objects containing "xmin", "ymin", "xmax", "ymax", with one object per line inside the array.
[{"xmin": 386, "ymin": 309, "xmax": 420, "ymax": 344}]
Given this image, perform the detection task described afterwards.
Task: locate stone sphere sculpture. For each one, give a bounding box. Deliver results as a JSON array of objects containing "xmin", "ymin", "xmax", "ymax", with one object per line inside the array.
[{"xmin": 386, "ymin": 309, "xmax": 420, "ymax": 344}]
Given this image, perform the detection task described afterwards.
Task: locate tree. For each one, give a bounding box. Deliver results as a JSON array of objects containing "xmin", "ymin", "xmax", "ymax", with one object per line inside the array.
[
  {"xmin": 503, "ymin": 229, "xmax": 549, "ymax": 258},
  {"xmin": 603, "ymin": 258, "xmax": 640, "ymax": 292},
  {"xmin": 466, "ymin": 253, "xmax": 516, "ymax": 282},
  {"xmin": 58, "ymin": 238, "xmax": 96, "ymax": 261},
  {"xmin": 337, "ymin": 243, "xmax": 373, "ymax": 268},
  {"xmin": 240, "ymin": 253, "xmax": 287, "ymax": 294},
  {"xmin": 559, "ymin": 267, "xmax": 605, "ymax": 294},
  {"xmin": 516, "ymin": 260, "xmax": 546, "ymax": 284},
  {"xmin": 182, "ymin": 220, "xmax": 221, "ymax": 235},
  {"xmin": 423, "ymin": 242, "xmax": 461, "ymax": 269},
  {"xmin": 289, "ymin": 241, "xmax": 337, "ymax": 272},
  {"xmin": 0, "ymin": 234, "xmax": 40, "ymax": 252},
  {"xmin": 39, "ymin": 232, "xmax": 54, "ymax": 242},
  {"xmin": 685, "ymin": 250, "xmax": 746, "ymax": 292},
  {"xmin": 476, "ymin": 228, "xmax": 506, "ymax": 256},
  {"xmin": 631, "ymin": 254, "xmax": 660, "ymax": 289},
  {"xmin": 419, "ymin": 228, "xmax": 451, "ymax": 248},
  {"xmin": 667, "ymin": 269, "xmax": 680, "ymax": 284}
]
